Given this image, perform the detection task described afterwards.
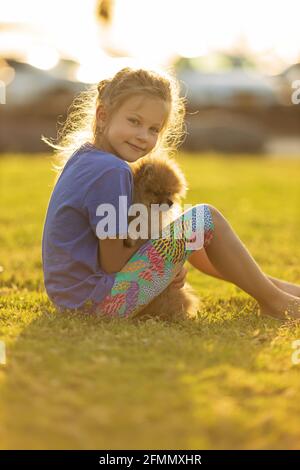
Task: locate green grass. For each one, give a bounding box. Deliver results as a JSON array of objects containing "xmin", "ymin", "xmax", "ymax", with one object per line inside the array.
[{"xmin": 0, "ymin": 152, "xmax": 300, "ymax": 450}]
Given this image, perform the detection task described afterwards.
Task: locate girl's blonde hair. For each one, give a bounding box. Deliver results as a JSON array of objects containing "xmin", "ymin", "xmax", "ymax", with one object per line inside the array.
[{"xmin": 42, "ymin": 67, "xmax": 187, "ymax": 184}]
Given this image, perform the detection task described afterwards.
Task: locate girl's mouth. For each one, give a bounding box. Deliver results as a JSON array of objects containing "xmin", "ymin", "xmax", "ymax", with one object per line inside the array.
[{"xmin": 127, "ymin": 142, "xmax": 145, "ymax": 151}]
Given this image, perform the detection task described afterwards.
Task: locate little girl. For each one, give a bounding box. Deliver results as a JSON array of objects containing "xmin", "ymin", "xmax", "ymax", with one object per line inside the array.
[{"xmin": 42, "ymin": 67, "xmax": 300, "ymax": 320}]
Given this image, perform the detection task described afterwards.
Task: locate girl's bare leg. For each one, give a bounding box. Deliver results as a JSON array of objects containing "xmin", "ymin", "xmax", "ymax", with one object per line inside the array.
[
  {"xmin": 201, "ymin": 205, "xmax": 300, "ymax": 320},
  {"xmin": 267, "ymin": 276, "xmax": 300, "ymax": 298},
  {"xmin": 189, "ymin": 248, "xmax": 300, "ymax": 297}
]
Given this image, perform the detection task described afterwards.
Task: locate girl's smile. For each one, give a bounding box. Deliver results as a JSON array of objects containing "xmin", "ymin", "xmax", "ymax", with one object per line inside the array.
[{"xmin": 126, "ymin": 142, "xmax": 146, "ymax": 152}]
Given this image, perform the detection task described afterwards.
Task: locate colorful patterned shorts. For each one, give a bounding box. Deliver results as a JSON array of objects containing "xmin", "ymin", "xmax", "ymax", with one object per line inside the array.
[{"xmin": 94, "ymin": 204, "xmax": 215, "ymax": 318}]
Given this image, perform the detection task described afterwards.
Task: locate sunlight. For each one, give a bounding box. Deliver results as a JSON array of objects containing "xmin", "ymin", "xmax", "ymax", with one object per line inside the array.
[
  {"xmin": 76, "ymin": 55, "xmax": 169, "ymax": 84},
  {"xmin": 1, "ymin": 0, "xmax": 101, "ymax": 64},
  {"xmin": 75, "ymin": 56, "xmax": 134, "ymax": 83},
  {"xmin": 1, "ymin": 0, "xmax": 300, "ymax": 77},
  {"xmin": 105, "ymin": 0, "xmax": 300, "ymax": 73},
  {"xmin": 26, "ymin": 46, "xmax": 60, "ymax": 70}
]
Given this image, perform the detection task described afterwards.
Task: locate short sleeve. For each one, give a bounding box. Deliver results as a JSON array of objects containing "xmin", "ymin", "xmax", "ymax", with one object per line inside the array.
[{"xmin": 83, "ymin": 168, "xmax": 133, "ymax": 238}]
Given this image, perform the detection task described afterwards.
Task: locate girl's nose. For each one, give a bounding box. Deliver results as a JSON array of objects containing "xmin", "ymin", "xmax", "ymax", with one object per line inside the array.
[{"xmin": 136, "ymin": 128, "xmax": 148, "ymax": 141}]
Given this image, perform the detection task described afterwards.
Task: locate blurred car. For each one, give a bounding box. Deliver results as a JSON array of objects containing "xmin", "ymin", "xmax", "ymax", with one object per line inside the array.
[
  {"xmin": 175, "ymin": 57, "xmax": 279, "ymax": 153},
  {"xmin": 0, "ymin": 58, "xmax": 86, "ymax": 152}
]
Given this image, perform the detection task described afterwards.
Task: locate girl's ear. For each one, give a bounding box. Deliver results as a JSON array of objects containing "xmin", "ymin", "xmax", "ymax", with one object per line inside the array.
[{"xmin": 96, "ymin": 104, "xmax": 107, "ymax": 123}]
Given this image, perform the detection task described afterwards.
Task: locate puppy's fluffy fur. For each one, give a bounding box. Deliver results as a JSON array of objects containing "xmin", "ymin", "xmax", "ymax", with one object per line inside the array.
[{"xmin": 125, "ymin": 154, "xmax": 201, "ymax": 322}]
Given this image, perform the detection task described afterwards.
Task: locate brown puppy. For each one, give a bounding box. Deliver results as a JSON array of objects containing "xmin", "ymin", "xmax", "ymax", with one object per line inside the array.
[{"xmin": 125, "ymin": 154, "xmax": 201, "ymax": 322}]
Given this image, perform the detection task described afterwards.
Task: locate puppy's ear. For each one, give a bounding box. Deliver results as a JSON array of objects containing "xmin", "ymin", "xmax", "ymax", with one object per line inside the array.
[{"xmin": 141, "ymin": 164, "xmax": 153, "ymax": 178}]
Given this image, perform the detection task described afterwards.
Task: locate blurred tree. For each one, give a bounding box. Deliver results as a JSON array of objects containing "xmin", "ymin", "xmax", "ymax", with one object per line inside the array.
[
  {"xmin": 96, "ymin": 0, "xmax": 114, "ymax": 24},
  {"xmin": 174, "ymin": 52, "xmax": 256, "ymax": 72}
]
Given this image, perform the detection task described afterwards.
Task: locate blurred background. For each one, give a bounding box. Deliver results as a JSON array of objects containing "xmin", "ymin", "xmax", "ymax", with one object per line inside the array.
[{"xmin": 0, "ymin": 0, "xmax": 300, "ymax": 155}]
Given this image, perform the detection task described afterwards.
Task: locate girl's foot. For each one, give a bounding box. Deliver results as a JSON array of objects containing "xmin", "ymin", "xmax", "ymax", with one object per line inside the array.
[
  {"xmin": 259, "ymin": 292, "xmax": 300, "ymax": 321},
  {"xmin": 269, "ymin": 277, "xmax": 300, "ymax": 298}
]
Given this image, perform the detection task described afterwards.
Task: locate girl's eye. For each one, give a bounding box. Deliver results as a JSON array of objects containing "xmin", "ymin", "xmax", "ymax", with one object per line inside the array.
[
  {"xmin": 128, "ymin": 118, "xmax": 139, "ymax": 125},
  {"xmin": 129, "ymin": 118, "xmax": 159, "ymax": 133}
]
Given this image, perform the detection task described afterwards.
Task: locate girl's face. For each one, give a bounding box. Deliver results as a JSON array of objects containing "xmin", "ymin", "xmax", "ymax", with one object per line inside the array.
[{"xmin": 94, "ymin": 94, "xmax": 169, "ymax": 162}]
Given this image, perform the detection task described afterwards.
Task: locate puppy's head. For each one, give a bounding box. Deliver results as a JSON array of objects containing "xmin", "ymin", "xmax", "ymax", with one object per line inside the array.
[{"xmin": 130, "ymin": 155, "xmax": 188, "ymax": 208}]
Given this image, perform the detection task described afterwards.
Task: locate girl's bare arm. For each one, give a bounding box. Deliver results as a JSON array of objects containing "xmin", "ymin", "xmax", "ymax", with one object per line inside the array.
[{"xmin": 98, "ymin": 237, "xmax": 146, "ymax": 274}]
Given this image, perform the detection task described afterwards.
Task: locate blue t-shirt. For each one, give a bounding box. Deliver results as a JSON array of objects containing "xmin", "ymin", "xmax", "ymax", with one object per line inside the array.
[{"xmin": 42, "ymin": 142, "xmax": 134, "ymax": 311}]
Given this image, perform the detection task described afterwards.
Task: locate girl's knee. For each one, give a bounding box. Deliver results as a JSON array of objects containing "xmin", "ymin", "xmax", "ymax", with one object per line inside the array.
[
  {"xmin": 202, "ymin": 205, "xmax": 229, "ymax": 247},
  {"xmin": 201, "ymin": 204, "xmax": 223, "ymax": 226},
  {"xmin": 184, "ymin": 204, "xmax": 217, "ymax": 248},
  {"xmin": 202, "ymin": 205, "xmax": 216, "ymax": 245}
]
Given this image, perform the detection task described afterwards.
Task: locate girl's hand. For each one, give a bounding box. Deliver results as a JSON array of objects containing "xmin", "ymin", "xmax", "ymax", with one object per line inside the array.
[{"xmin": 170, "ymin": 266, "xmax": 187, "ymax": 289}]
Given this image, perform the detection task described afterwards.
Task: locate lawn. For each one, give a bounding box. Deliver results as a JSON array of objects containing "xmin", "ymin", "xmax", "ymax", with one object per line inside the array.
[{"xmin": 0, "ymin": 152, "xmax": 300, "ymax": 450}]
